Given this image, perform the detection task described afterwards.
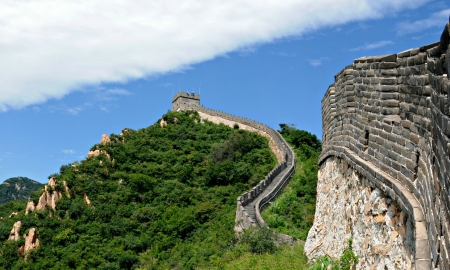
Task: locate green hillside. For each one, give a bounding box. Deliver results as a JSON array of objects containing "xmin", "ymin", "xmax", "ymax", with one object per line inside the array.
[
  {"xmin": 0, "ymin": 177, "xmax": 43, "ymax": 205},
  {"xmin": 0, "ymin": 111, "xmax": 277, "ymax": 269},
  {"xmin": 262, "ymin": 124, "xmax": 321, "ymax": 240}
]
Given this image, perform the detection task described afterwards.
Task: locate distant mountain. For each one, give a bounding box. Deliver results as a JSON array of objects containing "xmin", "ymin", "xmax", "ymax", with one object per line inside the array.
[{"xmin": 0, "ymin": 177, "xmax": 43, "ymax": 204}]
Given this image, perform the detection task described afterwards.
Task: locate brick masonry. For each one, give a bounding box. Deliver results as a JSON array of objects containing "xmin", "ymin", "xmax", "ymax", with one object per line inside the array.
[
  {"xmin": 318, "ymin": 23, "xmax": 450, "ymax": 269},
  {"xmin": 172, "ymin": 92, "xmax": 296, "ymax": 241}
]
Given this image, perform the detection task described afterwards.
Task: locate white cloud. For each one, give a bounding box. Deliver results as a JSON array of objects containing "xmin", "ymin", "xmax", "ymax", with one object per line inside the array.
[
  {"xmin": 62, "ymin": 149, "xmax": 76, "ymax": 155},
  {"xmin": 0, "ymin": 0, "xmax": 428, "ymax": 110},
  {"xmin": 397, "ymin": 9, "xmax": 450, "ymax": 35},
  {"xmin": 350, "ymin": 40, "xmax": 395, "ymax": 51},
  {"xmin": 308, "ymin": 57, "xmax": 329, "ymax": 67}
]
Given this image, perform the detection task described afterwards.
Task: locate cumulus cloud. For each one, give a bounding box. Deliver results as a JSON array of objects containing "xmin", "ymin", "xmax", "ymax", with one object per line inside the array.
[
  {"xmin": 0, "ymin": 0, "xmax": 428, "ymax": 110},
  {"xmin": 397, "ymin": 8, "xmax": 450, "ymax": 35},
  {"xmin": 308, "ymin": 57, "xmax": 329, "ymax": 67},
  {"xmin": 350, "ymin": 40, "xmax": 395, "ymax": 51}
]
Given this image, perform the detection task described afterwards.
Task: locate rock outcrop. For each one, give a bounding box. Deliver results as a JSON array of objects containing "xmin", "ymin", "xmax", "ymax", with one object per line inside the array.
[
  {"xmin": 100, "ymin": 134, "xmax": 111, "ymax": 144},
  {"xmin": 8, "ymin": 220, "xmax": 21, "ymax": 241},
  {"xmin": 26, "ymin": 177, "xmax": 69, "ymax": 214},
  {"xmin": 160, "ymin": 119, "xmax": 167, "ymax": 127},
  {"xmin": 25, "ymin": 201, "xmax": 35, "ymax": 215},
  {"xmin": 35, "ymin": 177, "xmax": 61, "ymax": 211},
  {"xmin": 87, "ymin": 149, "xmax": 111, "ymax": 159},
  {"xmin": 22, "ymin": 228, "xmax": 39, "ymax": 254}
]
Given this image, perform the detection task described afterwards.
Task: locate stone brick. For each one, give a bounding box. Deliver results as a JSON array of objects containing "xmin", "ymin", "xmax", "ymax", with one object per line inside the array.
[
  {"xmin": 379, "ymin": 61, "xmax": 397, "ymax": 69},
  {"xmin": 411, "ymin": 133, "xmax": 420, "ymax": 144},
  {"xmin": 316, "ymin": 27, "xmax": 450, "ymax": 269},
  {"xmin": 379, "ymin": 77, "xmax": 397, "ymax": 85}
]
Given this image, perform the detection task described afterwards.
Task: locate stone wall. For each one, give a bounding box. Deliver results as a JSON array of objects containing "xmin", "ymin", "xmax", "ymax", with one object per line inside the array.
[
  {"xmin": 306, "ymin": 156, "xmax": 415, "ymax": 269},
  {"xmin": 172, "ymin": 96, "xmax": 296, "ymax": 236},
  {"xmin": 172, "ymin": 92, "xmax": 200, "ymax": 111},
  {"xmin": 196, "ymin": 111, "xmax": 284, "ymax": 162},
  {"xmin": 310, "ymin": 23, "xmax": 450, "ymax": 269}
]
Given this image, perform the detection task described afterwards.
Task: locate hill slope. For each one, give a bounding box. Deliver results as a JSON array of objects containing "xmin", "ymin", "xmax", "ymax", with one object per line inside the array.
[
  {"xmin": 0, "ymin": 111, "xmax": 277, "ymax": 269},
  {"xmin": 0, "ymin": 177, "xmax": 43, "ymax": 204}
]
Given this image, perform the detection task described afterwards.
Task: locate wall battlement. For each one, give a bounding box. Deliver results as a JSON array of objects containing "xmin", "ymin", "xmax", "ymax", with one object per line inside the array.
[
  {"xmin": 171, "ymin": 92, "xmax": 295, "ymax": 243},
  {"xmin": 172, "ymin": 91, "xmax": 200, "ymax": 111},
  {"xmin": 315, "ymin": 23, "xmax": 450, "ymax": 269}
]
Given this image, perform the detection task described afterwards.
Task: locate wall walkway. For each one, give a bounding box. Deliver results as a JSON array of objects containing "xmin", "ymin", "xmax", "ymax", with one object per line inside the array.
[{"xmin": 172, "ymin": 100, "xmax": 295, "ymax": 241}]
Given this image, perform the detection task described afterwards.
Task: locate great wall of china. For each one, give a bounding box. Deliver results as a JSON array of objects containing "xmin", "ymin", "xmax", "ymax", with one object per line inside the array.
[
  {"xmin": 5, "ymin": 18, "xmax": 450, "ymax": 270},
  {"xmin": 172, "ymin": 91, "xmax": 295, "ymax": 243},
  {"xmin": 174, "ymin": 22, "xmax": 450, "ymax": 270},
  {"xmin": 305, "ymin": 23, "xmax": 450, "ymax": 269}
]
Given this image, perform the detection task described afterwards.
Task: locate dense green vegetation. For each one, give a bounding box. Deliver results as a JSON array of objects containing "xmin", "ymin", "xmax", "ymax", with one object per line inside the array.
[
  {"xmin": 0, "ymin": 111, "xmax": 277, "ymax": 269},
  {"xmin": 262, "ymin": 124, "xmax": 321, "ymax": 240},
  {"xmin": 213, "ymin": 125, "xmax": 357, "ymax": 270},
  {"xmin": 0, "ymin": 113, "xmax": 345, "ymax": 270},
  {"xmin": 309, "ymin": 239, "xmax": 358, "ymax": 270},
  {"xmin": 201, "ymin": 240, "xmax": 309, "ymax": 270},
  {"xmin": 0, "ymin": 177, "xmax": 43, "ymax": 205}
]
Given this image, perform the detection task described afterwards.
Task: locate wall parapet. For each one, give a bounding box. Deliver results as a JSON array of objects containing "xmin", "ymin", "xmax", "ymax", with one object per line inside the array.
[
  {"xmin": 318, "ymin": 23, "xmax": 450, "ymax": 269},
  {"xmin": 173, "ymin": 100, "xmax": 296, "ymax": 240}
]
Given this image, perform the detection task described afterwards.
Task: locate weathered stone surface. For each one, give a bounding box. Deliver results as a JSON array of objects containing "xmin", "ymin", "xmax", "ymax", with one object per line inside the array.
[
  {"xmin": 25, "ymin": 201, "xmax": 35, "ymax": 215},
  {"xmin": 87, "ymin": 149, "xmax": 111, "ymax": 160},
  {"xmin": 371, "ymin": 244, "xmax": 392, "ymax": 255},
  {"xmin": 36, "ymin": 177, "xmax": 63, "ymax": 211},
  {"xmin": 99, "ymin": 134, "xmax": 111, "ymax": 144},
  {"xmin": 8, "ymin": 220, "xmax": 21, "ymax": 241},
  {"xmin": 305, "ymin": 157, "xmax": 413, "ymax": 269},
  {"xmin": 160, "ymin": 118, "xmax": 167, "ymax": 127},
  {"xmin": 319, "ymin": 26, "xmax": 450, "ymax": 268},
  {"xmin": 23, "ymin": 228, "xmax": 39, "ymax": 254}
]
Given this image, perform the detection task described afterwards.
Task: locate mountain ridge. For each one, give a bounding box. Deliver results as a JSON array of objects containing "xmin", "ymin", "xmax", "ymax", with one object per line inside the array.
[{"xmin": 0, "ymin": 177, "xmax": 43, "ymax": 204}]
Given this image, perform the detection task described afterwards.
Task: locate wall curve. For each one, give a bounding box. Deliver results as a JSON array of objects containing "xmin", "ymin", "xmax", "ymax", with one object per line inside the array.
[
  {"xmin": 172, "ymin": 97, "xmax": 296, "ymax": 242},
  {"xmin": 310, "ymin": 23, "xmax": 450, "ymax": 269}
]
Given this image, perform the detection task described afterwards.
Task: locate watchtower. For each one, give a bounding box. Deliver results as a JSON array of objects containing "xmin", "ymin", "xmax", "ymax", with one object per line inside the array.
[{"xmin": 172, "ymin": 91, "xmax": 200, "ymax": 111}]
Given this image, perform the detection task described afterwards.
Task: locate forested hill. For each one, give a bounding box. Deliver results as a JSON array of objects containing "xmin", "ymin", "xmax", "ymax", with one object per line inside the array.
[
  {"xmin": 0, "ymin": 111, "xmax": 278, "ymax": 269},
  {"xmin": 0, "ymin": 177, "xmax": 43, "ymax": 205}
]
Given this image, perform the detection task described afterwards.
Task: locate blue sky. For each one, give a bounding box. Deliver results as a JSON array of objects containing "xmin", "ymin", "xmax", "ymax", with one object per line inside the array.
[{"xmin": 0, "ymin": 0, "xmax": 448, "ymax": 183}]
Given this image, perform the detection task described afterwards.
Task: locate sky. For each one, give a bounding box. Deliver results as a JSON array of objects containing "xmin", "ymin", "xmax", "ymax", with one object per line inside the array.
[{"xmin": 0, "ymin": 0, "xmax": 448, "ymax": 183}]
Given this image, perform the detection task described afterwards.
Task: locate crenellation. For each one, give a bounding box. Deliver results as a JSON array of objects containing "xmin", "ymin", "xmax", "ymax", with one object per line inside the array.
[{"xmin": 309, "ymin": 22, "xmax": 450, "ymax": 269}]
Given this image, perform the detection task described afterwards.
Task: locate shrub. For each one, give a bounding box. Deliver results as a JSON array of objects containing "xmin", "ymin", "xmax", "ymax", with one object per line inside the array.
[{"xmin": 239, "ymin": 227, "xmax": 278, "ymax": 254}]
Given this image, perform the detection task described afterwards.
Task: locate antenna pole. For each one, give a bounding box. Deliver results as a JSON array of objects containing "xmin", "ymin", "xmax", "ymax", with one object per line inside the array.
[{"xmin": 199, "ymin": 81, "xmax": 201, "ymax": 95}]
